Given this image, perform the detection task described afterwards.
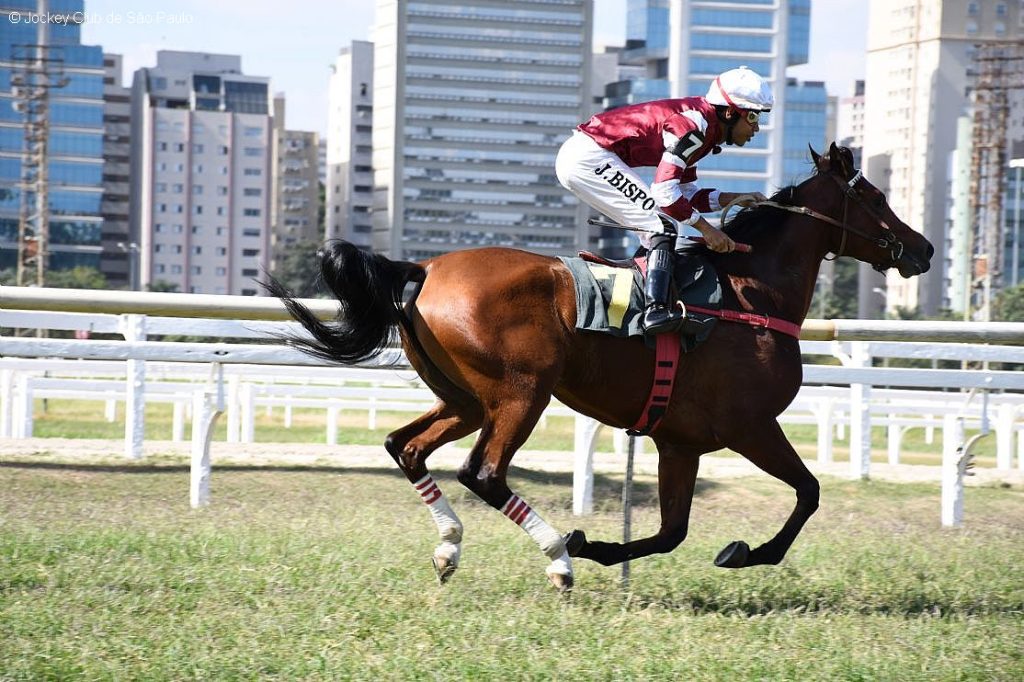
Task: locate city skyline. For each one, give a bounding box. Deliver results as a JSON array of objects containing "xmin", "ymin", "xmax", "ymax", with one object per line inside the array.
[{"xmin": 81, "ymin": 0, "xmax": 869, "ymax": 137}]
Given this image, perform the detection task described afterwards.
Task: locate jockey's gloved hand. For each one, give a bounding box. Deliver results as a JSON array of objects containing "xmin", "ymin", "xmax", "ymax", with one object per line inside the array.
[{"xmin": 736, "ymin": 192, "xmax": 767, "ymax": 207}]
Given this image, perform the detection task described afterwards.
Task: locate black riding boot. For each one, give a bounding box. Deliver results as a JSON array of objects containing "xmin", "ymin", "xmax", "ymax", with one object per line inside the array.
[{"xmin": 641, "ymin": 234, "xmax": 685, "ymax": 335}]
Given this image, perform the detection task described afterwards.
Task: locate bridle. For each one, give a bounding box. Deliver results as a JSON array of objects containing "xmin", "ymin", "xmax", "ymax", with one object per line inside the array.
[{"xmin": 727, "ymin": 170, "xmax": 906, "ymax": 271}]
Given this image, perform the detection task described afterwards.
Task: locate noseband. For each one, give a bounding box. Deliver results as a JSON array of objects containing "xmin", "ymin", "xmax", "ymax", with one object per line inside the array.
[{"xmin": 751, "ymin": 171, "xmax": 905, "ymax": 271}]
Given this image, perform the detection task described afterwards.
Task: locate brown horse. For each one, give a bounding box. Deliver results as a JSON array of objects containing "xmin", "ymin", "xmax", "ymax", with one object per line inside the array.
[{"xmin": 267, "ymin": 144, "xmax": 933, "ymax": 592}]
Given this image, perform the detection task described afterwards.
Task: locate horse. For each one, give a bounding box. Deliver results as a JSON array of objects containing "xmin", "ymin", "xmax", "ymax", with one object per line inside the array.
[{"xmin": 266, "ymin": 143, "xmax": 933, "ymax": 593}]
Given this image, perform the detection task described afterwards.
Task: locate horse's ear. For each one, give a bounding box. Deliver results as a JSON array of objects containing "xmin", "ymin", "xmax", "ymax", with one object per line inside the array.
[
  {"xmin": 810, "ymin": 144, "xmax": 828, "ymax": 173},
  {"xmin": 827, "ymin": 142, "xmax": 853, "ymax": 179}
]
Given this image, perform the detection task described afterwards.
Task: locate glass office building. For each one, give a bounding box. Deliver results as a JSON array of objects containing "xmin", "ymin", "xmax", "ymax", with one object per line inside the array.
[
  {"xmin": 0, "ymin": 0, "xmax": 105, "ymax": 274},
  {"xmin": 605, "ymin": 0, "xmax": 824, "ymax": 199},
  {"xmin": 782, "ymin": 78, "xmax": 827, "ymax": 185},
  {"xmin": 371, "ymin": 0, "xmax": 593, "ymax": 260}
]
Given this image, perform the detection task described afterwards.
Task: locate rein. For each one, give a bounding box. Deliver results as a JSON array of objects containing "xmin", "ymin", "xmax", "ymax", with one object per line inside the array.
[{"xmin": 721, "ymin": 170, "xmax": 904, "ymax": 269}]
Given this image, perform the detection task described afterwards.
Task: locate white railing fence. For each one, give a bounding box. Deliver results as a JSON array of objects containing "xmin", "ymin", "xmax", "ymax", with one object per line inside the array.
[{"xmin": 2, "ymin": 288, "xmax": 1024, "ymax": 526}]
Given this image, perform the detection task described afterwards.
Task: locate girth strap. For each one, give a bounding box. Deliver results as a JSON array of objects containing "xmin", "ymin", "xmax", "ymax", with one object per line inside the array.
[{"xmin": 627, "ymin": 331, "xmax": 680, "ymax": 437}]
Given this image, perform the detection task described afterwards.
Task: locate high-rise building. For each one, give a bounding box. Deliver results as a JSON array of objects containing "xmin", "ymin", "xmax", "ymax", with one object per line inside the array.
[
  {"xmin": 835, "ymin": 80, "xmax": 865, "ymax": 168},
  {"xmin": 946, "ymin": 116, "xmax": 974, "ymax": 314},
  {"xmin": 1008, "ymin": 141, "xmax": 1024, "ymax": 290},
  {"xmin": 370, "ymin": 0, "xmax": 593, "ymax": 260},
  {"xmin": 129, "ymin": 51, "xmax": 273, "ymax": 295},
  {"xmin": 270, "ymin": 95, "xmax": 320, "ymax": 270},
  {"xmin": 0, "ymin": 0, "xmax": 106, "ymax": 280},
  {"xmin": 325, "ymin": 41, "xmax": 374, "ymax": 250},
  {"xmin": 782, "ymin": 78, "xmax": 827, "ymax": 184},
  {"xmin": 602, "ymin": 0, "xmax": 817, "ymax": 200},
  {"xmin": 100, "ymin": 53, "xmax": 132, "ymax": 288},
  {"xmin": 863, "ymin": 0, "xmax": 1023, "ymax": 316},
  {"xmin": 317, "ymin": 138, "xmax": 327, "ymax": 186}
]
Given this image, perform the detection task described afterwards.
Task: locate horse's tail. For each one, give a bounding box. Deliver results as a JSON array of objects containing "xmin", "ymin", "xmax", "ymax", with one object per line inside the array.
[{"xmin": 264, "ymin": 239, "xmax": 424, "ymax": 365}]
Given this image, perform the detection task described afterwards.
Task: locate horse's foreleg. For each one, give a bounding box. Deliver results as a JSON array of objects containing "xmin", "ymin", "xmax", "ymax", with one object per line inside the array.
[
  {"xmin": 385, "ymin": 401, "xmax": 482, "ymax": 582},
  {"xmin": 715, "ymin": 419, "xmax": 820, "ymax": 569},
  {"xmin": 456, "ymin": 394, "xmax": 574, "ymax": 592},
  {"xmin": 567, "ymin": 449, "xmax": 699, "ymax": 566}
]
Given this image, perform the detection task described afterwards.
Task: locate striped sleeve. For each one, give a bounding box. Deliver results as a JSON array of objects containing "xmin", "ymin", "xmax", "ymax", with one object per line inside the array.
[{"xmin": 650, "ymin": 111, "xmax": 712, "ymax": 224}]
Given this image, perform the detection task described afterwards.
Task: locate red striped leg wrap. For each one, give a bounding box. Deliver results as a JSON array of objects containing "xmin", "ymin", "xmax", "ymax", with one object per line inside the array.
[
  {"xmin": 413, "ymin": 474, "xmax": 442, "ymax": 505},
  {"xmin": 502, "ymin": 494, "xmax": 532, "ymax": 526}
]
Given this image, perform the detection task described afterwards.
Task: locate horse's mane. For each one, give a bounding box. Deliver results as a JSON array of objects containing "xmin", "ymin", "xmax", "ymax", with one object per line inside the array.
[{"xmin": 720, "ymin": 183, "xmax": 802, "ymax": 243}]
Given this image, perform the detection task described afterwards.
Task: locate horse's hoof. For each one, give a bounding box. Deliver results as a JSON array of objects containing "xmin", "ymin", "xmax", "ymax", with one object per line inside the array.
[
  {"xmin": 547, "ymin": 572, "xmax": 574, "ymax": 594},
  {"xmin": 564, "ymin": 530, "xmax": 587, "ymax": 557},
  {"xmin": 714, "ymin": 540, "xmax": 750, "ymax": 569},
  {"xmin": 431, "ymin": 556, "xmax": 457, "ymax": 584}
]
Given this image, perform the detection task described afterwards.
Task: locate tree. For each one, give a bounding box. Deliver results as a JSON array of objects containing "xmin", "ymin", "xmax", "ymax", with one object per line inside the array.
[
  {"xmin": 46, "ymin": 266, "xmax": 107, "ymax": 289},
  {"xmin": 147, "ymin": 280, "xmax": 179, "ymax": 293},
  {"xmin": 809, "ymin": 258, "xmax": 859, "ymax": 318},
  {"xmin": 270, "ymin": 239, "xmax": 324, "ymax": 297},
  {"xmin": 992, "ymin": 283, "xmax": 1024, "ymax": 322}
]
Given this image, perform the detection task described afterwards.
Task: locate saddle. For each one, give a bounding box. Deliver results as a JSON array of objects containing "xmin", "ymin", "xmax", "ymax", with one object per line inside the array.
[{"xmin": 576, "ymin": 248, "xmax": 722, "ymax": 353}]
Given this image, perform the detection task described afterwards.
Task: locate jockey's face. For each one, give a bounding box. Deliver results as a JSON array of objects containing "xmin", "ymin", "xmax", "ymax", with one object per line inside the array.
[{"xmin": 731, "ymin": 111, "xmax": 760, "ymax": 146}]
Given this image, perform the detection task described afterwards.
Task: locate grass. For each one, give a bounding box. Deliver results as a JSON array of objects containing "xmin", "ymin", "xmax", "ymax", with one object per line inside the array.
[
  {"xmin": 1, "ymin": 454, "xmax": 1022, "ymax": 680},
  {"xmin": 30, "ymin": 398, "xmax": 1002, "ymax": 466}
]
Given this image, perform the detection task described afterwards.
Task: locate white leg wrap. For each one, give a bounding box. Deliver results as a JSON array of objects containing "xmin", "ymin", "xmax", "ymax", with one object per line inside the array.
[
  {"xmin": 502, "ymin": 494, "xmax": 572, "ymax": 577},
  {"xmin": 545, "ymin": 550, "xmax": 573, "ymax": 579},
  {"xmin": 413, "ymin": 474, "xmax": 463, "ymax": 564}
]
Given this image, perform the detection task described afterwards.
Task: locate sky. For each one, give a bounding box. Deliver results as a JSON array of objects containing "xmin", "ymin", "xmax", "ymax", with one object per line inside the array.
[{"xmin": 80, "ymin": 0, "xmax": 868, "ymax": 137}]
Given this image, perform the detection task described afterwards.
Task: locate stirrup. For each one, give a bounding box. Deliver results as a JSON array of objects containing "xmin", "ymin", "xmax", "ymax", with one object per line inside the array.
[{"xmin": 642, "ymin": 303, "xmax": 685, "ymax": 335}]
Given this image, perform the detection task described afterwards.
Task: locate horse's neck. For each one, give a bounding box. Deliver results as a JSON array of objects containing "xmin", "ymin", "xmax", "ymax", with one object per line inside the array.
[{"xmin": 721, "ymin": 214, "xmax": 831, "ymax": 325}]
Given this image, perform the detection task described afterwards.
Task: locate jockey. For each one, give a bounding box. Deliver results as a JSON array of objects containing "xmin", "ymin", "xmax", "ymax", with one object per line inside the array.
[{"xmin": 555, "ymin": 66, "xmax": 774, "ymax": 335}]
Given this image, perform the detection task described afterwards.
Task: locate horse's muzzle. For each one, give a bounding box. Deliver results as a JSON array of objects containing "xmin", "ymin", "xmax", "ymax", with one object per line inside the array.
[{"xmin": 896, "ymin": 241, "xmax": 933, "ymax": 278}]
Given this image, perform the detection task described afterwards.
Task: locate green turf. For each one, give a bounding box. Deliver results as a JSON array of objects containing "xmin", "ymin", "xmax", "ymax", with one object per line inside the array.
[{"xmin": 1, "ymin": 456, "xmax": 1022, "ymax": 680}]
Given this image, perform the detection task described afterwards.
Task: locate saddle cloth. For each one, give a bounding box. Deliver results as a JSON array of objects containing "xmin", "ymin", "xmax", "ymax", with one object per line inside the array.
[{"xmin": 557, "ymin": 253, "xmax": 722, "ymax": 351}]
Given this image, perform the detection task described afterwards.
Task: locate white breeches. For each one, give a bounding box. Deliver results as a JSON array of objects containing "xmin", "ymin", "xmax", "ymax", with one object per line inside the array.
[{"xmin": 556, "ymin": 130, "xmax": 667, "ymax": 247}]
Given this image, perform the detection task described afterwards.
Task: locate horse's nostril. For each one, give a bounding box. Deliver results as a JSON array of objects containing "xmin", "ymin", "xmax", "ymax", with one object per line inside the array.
[{"xmin": 926, "ymin": 243, "xmax": 935, "ymax": 260}]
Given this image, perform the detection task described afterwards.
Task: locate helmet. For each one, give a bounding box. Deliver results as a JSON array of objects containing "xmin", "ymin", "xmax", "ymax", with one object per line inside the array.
[{"xmin": 706, "ymin": 66, "xmax": 774, "ymax": 112}]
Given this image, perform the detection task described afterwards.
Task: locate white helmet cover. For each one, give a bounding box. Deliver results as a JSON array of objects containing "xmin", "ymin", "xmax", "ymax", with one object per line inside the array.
[{"xmin": 706, "ymin": 66, "xmax": 774, "ymax": 112}]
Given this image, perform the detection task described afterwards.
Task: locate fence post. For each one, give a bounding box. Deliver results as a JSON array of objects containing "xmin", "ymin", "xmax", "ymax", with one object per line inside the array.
[
  {"xmin": 172, "ymin": 401, "xmax": 185, "ymax": 441},
  {"xmin": 995, "ymin": 403, "xmax": 1013, "ymax": 470},
  {"xmin": 104, "ymin": 398, "xmax": 117, "ymax": 422},
  {"xmin": 226, "ymin": 375, "xmax": 240, "ymax": 443},
  {"xmin": 815, "ymin": 398, "xmax": 834, "ymax": 463},
  {"xmin": 1018, "ymin": 423, "xmax": 1024, "ymax": 471},
  {"xmin": 240, "ymin": 383, "xmax": 255, "ymax": 443},
  {"xmin": 326, "ymin": 406, "xmax": 338, "ymax": 446},
  {"xmin": 0, "ymin": 369, "xmax": 12, "ymax": 438},
  {"xmin": 16, "ymin": 374, "xmax": 31, "ymax": 438},
  {"xmin": 887, "ymin": 420, "xmax": 901, "ymax": 465},
  {"xmin": 848, "ymin": 341, "xmax": 872, "ymax": 479},
  {"xmin": 191, "ymin": 363, "xmax": 225, "ymax": 509},
  {"xmin": 119, "ymin": 314, "xmax": 147, "ymax": 460},
  {"xmin": 941, "ymin": 414, "xmax": 965, "ymax": 528},
  {"xmin": 573, "ymin": 416, "xmax": 601, "ymax": 515}
]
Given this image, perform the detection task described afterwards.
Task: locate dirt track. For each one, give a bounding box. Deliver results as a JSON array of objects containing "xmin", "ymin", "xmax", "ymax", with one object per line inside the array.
[{"xmin": 1, "ymin": 437, "xmax": 1021, "ymax": 487}]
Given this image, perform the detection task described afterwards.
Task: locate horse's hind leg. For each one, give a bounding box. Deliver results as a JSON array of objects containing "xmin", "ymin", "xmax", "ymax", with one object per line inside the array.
[
  {"xmin": 385, "ymin": 400, "xmax": 483, "ymax": 582},
  {"xmin": 455, "ymin": 387, "xmax": 574, "ymax": 592},
  {"xmin": 715, "ymin": 419, "xmax": 820, "ymax": 569}
]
